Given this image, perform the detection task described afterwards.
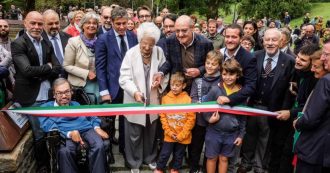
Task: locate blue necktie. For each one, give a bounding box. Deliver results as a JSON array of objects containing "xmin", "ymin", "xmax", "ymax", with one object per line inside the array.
[{"xmin": 51, "ymin": 36, "xmax": 63, "ymax": 65}]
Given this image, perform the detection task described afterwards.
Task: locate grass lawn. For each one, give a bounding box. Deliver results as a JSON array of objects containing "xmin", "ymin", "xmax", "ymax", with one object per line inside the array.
[
  {"xmin": 290, "ymin": 2, "xmax": 330, "ymax": 28},
  {"xmin": 220, "ymin": 2, "xmax": 330, "ymax": 27}
]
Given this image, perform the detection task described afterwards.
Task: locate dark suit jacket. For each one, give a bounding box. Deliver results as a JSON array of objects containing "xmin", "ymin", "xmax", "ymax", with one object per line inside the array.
[
  {"xmin": 11, "ymin": 33, "xmax": 61, "ymax": 106},
  {"xmin": 41, "ymin": 31, "xmax": 71, "ymax": 54},
  {"xmin": 95, "ymin": 29, "xmax": 138, "ymax": 100},
  {"xmin": 158, "ymin": 33, "xmax": 213, "ymax": 75},
  {"xmin": 250, "ymin": 50, "xmax": 295, "ymax": 111},
  {"xmin": 42, "ymin": 31, "xmax": 71, "ymax": 77},
  {"xmin": 97, "ymin": 27, "xmax": 105, "ymax": 36},
  {"xmin": 225, "ymin": 46, "xmax": 257, "ymax": 106},
  {"xmin": 295, "ymin": 73, "xmax": 330, "ymax": 167}
]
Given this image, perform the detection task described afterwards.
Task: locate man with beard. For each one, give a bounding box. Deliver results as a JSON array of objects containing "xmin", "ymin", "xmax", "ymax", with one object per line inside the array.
[
  {"xmin": 0, "ymin": 19, "xmax": 11, "ymax": 51},
  {"xmin": 162, "ymin": 14, "xmax": 177, "ymax": 38},
  {"xmin": 157, "ymin": 14, "xmax": 177, "ymax": 53},
  {"xmin": 11, "ymin": 11, "xmax": 61, "ymax": 172},
  {"xmin": 273, "ymin": 44, "xmax": 319, "ymax": 173},
  {"xmin": 237, "ymin": 28, "xmax": 295, "ymax": 173},
  {"xmin": 39, "ymin": 78, "xmax": 109, "ymax": 173},
  {"xmin": 0, "ymin": 19, "xmax": 15, "ymax": 99},
  {"xmin": 219, "ymin": 24, "xmax": 256, "ymax": 106},
  {"xmin": 218, "ymin": 24, "xmax": 256, "ymax": 173},
  {"xmin": 206, "ymin": 19, "xmax": 224, "ymax": 52},
  {"xmin": 42, "ymin": 10, "xmax": 70, "ymax": 76},
  {"xmin": 98, "ymin": 7, "xmax": 112, "ymax": 35},
  {"xmin": 42, "ymin": 10, "xmax": 70, "ymax": 78}
]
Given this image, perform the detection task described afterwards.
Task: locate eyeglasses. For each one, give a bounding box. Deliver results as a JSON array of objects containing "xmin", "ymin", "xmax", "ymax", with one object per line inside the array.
[
  {"xmin": 102, "ymin": 16, "xmax": 111, "ymax": 20},
  {"xmin": 55, "ymin": 90, "xmax": 72, "ymax": 97},
  {"xmin": 322, "ymin": 51, "xmax": 330, "ymax": 58},
  {"xmin": 138, "ymin": 15, "xmax": 151, "ymax": 19},
  {"xmin": 175, "ymin": 29, "xmax": 190, "ymax": 35}
]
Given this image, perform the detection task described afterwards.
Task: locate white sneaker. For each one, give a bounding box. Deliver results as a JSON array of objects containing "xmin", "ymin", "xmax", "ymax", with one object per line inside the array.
[
  {"xmin": 131, "ymin": 169, "xmax": 140, "ymax": 173},
  {"xmin": 148, "ymin": 162, "xmax": 157, "ymax": 170}
]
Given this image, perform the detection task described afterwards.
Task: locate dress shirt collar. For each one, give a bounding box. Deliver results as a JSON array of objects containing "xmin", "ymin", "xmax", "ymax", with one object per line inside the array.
[
  {"xmin": 26, "ymin": 31, "xmax": 43, "ymax": 43},
  {"xmin": 181, "ymin": 32, "xmax": 195, "ymax": 49},
  {"xmin": 224, "ymin": 45, "xmax": 241, "ymax": 60},
  {"xmin": 47, "ymin": 33, "xmax": 60, "ymax": 40}
]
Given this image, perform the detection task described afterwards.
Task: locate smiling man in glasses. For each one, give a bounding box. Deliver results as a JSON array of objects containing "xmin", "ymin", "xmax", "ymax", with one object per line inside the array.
[
  {"xmin": 98, "ymin": 6, "xmax": 112, "ymax": 35},
  {"xmin": 39, "ymin": 78, "xmax": 109, "ymax": 173},
  {"xmin": 137, "ymin": 5, "xmax": 152, "ymax": 24}
]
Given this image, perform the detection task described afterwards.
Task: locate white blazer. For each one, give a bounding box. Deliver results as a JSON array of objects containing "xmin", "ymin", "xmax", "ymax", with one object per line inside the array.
[{"xmin": 119, "ymin": 44, "xmax": 169, "ymax": 126}]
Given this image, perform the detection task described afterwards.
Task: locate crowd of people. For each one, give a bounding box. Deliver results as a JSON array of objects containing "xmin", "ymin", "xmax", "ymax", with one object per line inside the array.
[
  {"xmin": 1, "ymin": 3, "xmax": 330, "ymax": 173},
  {"xmin": 0, "ymin": 4, "xmax": 23, "ymax": 20}
]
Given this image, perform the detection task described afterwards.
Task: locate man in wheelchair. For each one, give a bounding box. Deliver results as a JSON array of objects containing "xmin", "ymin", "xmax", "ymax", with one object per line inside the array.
[{"xmin": 38, "ymin": 78, "xmax": 109, "ymax": 173}]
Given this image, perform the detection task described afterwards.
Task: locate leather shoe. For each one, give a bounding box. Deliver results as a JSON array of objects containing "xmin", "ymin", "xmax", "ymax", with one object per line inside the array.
[{"xmin": 236, "ymin": 166, "xmax": 251, "ymax": 173}]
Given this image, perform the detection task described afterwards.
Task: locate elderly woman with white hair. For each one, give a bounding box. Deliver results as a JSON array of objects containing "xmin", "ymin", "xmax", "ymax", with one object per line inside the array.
[
  {"xmin": 63, "ymin": 12, "xmax": 101, "ymax": 104},
  {"xmin": 119, "ymin": 22, "xmax": 169, "ymax": 173}
]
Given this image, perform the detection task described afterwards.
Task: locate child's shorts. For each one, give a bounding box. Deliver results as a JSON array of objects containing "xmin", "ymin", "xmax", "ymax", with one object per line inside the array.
[{"xmin": 204, "ymin": 128, "xmax": 237, "ymax": 158}]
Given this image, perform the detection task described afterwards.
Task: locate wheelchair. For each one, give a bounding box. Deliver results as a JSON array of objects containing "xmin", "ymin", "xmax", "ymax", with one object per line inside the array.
[{"xmin": 44, "ymin": 87, "xmax": 114, "ymax": 173}]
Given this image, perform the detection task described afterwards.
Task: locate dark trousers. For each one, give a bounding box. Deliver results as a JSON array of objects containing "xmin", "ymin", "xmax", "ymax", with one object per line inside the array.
[
  {"xmin": 188, "ymin": 124, "xmax": 206, "ymax": 172},
  {"xmin": 124, "ymin": 117, "xmax": 158, "ymax": 168},
  {"xmin": 240, "ymin": 116, "xmax": 269, "ymax": 173},
  {"xmin": 30, "ymin": 101, "xmax": 50, "ymax": 171},
  {"xmin": 268, "ymin": 120, "xmax": 294, "ymax": 173},
  {"xmin": 111, "ymin": 89, "xmax": 125, "ymax": 153},
  {"xmin": 296, "ymin": 158, "xmax": 330, "ymax": 173},
  {"xmin": 157, "ymin": 142, "xmax": 187, "ymax": 170},
  {"xmin": 58, "ymin": 129, "xmax": 107, "ymax": 173}
]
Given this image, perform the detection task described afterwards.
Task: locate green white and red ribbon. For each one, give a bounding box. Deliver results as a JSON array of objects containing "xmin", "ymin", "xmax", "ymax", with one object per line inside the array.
[{"xmin": 2, "ymin": 101, "xmax": 277, "ymax": 117}]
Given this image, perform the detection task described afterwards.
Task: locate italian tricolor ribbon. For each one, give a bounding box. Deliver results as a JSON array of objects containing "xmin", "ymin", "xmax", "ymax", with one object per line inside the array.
[{"xmin": 3, "ymin": 101, "xmax": 277, "ymax": 117}]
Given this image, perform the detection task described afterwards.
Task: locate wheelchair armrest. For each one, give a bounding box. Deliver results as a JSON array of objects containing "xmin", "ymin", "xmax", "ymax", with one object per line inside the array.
[{"xmin": 45, "ymin": 129, "xmax": 65, "ymax": 147}]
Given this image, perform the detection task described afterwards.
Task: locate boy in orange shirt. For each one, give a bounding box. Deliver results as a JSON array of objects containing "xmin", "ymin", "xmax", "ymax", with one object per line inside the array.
[{"xmin": 154, "ymin": 72, "xmax": 196, "ymax": 173}]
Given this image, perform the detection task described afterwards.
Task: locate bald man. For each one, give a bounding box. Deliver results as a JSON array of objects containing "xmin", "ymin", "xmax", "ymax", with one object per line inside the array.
[
  {"xmin": 11, "ymin": 11, "xmax": 61, "ymax": 172},
  {"xmin": 155, "ymin": 15, "xmax": 213, "ymax": 173},
  {"xmin": 294, "ymin": 24, "xmax": 320, "ymax": 54},
  {"xmin": 156, "ymin": 15, "xmax": 213, "ymax": 91},
  {"xmin": 237, "ymin": 28, "xmax": 295, "ymax": 173},
  {"xmin": 154, "ymin": 16, "xmax": 163, "ymax": 29},
  {"xmin": 42, "ymin": 10, "xmax": 71, "ymax": 68}
]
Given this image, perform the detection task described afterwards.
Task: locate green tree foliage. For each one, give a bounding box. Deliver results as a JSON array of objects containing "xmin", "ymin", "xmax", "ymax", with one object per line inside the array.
[
  {"xmin": 155, "ymin": 0, "xmax": 233, "ymax": 19},
  {"xmin": 238, "ymin": 0, "xmax": 311, "ymax": 20}
]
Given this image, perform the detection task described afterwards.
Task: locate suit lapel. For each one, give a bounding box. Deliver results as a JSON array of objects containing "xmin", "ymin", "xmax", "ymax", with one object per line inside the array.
[
  {"xmin": 59, "ymin": 32, "xmax": 69, "ymax": 50},
  {"xmin": 173, "ymin": 37, "xmax": 182, "ymax": 66},
  {"xmin": 109, "ymin": 29, "xmax": 122, "ymax": 59},
  {"xmin": 127, "ymin": 31, "xmax": 135, "ymax": 49},
  {"xmin": 257, "ymin": 50, "xmax": 265, "ymax": 77},
  {"xmin": 23, "ymin": 34, "xmax": 40, "ymax": 65},
  {"xmin": 271, "ymin": 52, "xmax": 285, "ymax": 89},
  {"xmin": 41, "ymin": 40, "xmax": 48, "ymax": 64}
]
